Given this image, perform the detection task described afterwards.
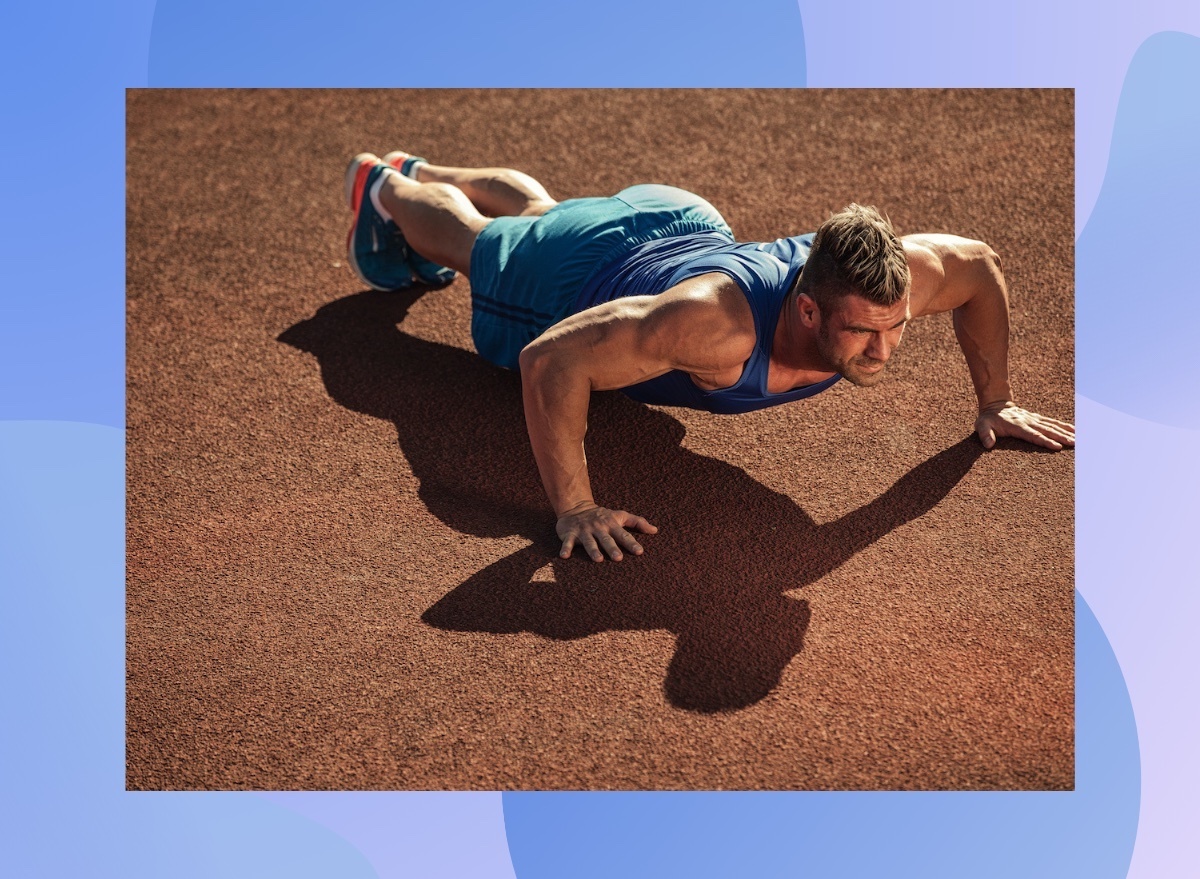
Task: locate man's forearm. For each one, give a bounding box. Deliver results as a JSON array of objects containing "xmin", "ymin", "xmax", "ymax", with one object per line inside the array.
[
  {"xmin": 950, "ymin": 250, "xmax": 1014, "ymax": 409},
  {"xmin": 518, "ymin": 344, "xmax": 596, "ymax": 516}
]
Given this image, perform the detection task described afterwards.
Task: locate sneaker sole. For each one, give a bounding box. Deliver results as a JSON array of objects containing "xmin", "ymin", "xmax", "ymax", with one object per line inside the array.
[{"xmin": 345, "ymin": 152, "xmax": 379, "ymax": 212}]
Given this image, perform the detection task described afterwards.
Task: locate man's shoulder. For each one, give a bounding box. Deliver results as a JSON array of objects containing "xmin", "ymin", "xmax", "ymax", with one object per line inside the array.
[
  {"xmin": 902, "ymin": 237, "xmax": 948, "ymax": 316},
  {"xmin": 663, "ymin": 271, "xmax": 753, "ymax": 319},
  {"xmin": 903, "ymin": 234, "xmax": 1000, "ymax": 317},
  {"xmin": 642, "ymin": 273, "xmax": 757, "ymax": 367},
  {"xmin": 903, "ymin": 233, "xmax": 995, "ymax": 269}
]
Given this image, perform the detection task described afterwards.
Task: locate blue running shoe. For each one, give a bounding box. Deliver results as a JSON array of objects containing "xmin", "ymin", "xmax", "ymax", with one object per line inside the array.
[
  {"xmin": 382, "ymin": 149, "xmax": 429, "ymax": 179},
  {"xmin": 407, "ymin": 249, "xmax": 458, "ymax": 288},
  {"xmin": 345, "ymin": 153, "xmax": 418, "ymax": 291},
  {"xmin": 383, "ymin": 150, "xmax": 458, "ymax": 288}
]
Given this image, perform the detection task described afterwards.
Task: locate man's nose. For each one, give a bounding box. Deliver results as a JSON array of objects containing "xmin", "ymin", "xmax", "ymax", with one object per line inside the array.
[{"xmin": 867, "ymin": 333, "xmax": 891, "ymax": 361}]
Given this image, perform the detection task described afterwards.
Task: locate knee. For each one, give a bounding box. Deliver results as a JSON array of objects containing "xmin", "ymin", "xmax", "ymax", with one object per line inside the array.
[{"xmin": 423, "ymin": 181, "xmax": 468, "ymax": 204}]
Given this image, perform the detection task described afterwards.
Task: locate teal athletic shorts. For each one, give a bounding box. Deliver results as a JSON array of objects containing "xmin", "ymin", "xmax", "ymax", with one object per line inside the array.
[{"xmin": 468, "ymin": 184, "xmax": 733, "ymax": 370}]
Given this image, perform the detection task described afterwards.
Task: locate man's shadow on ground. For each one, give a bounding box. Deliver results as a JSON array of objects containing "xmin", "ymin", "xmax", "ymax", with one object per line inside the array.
[{"xmin": 280, "ymin": 289, "xmax": 984, "ymax": 713}]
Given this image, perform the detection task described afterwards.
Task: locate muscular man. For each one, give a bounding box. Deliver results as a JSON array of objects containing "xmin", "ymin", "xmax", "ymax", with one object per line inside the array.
[{"xmin": 344, "ymin": 151, "xmax": 1075, "ymax": 563}]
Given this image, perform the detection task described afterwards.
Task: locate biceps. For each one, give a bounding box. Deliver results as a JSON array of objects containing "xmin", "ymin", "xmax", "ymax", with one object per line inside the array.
[{"xmin": 520, "ymin": 302, "xmax": 675, "ymax": 391}]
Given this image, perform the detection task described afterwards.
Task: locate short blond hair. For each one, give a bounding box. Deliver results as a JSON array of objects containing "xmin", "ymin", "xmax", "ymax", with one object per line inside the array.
[{"xmin": 796, "ymin": 204, "xmax": 909, "ymax": 311}]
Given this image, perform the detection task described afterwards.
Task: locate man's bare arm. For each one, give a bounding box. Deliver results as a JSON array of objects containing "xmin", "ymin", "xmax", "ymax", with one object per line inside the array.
[
  {"xmin": 518, "ymin": 273, "xmax": 755, "ymax": 561},
  {"xmin": 905, "ymin": 234, "xmax": 1075, "ymax": 450}
]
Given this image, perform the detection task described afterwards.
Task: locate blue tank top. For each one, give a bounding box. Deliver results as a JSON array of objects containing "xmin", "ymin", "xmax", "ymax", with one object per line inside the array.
[{"xmin": 572, "ymin": 231, "xmax": 841, "ymax": 414}]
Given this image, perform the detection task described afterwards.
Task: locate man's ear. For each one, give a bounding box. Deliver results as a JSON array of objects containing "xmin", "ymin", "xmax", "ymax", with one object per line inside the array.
[{"xmin": 797, "ymin": 293, "xmax": 821, "ymax": 329}]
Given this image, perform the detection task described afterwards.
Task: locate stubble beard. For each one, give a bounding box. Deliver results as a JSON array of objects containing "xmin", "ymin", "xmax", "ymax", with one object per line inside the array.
[{"xmin": 817, "ymin": 324, "xmax": 888, "ymax": 388}]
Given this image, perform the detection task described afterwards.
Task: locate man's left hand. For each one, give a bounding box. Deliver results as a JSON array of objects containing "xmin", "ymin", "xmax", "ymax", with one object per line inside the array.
[{"xmin": 975, "ymin": 401, "xmax": 1075, "ymax": 451}]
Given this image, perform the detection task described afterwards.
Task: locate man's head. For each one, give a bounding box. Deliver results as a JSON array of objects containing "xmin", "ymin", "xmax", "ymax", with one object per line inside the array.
[{"xmin": 795, "ymin": 204, "xmax": 911, "ymax": 386}]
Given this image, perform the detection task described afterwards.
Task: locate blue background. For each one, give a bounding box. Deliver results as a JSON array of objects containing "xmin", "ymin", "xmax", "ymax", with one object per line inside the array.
[{"xmin": 3, "ymin": 1, "xmax": 1198, "ymax": 876}]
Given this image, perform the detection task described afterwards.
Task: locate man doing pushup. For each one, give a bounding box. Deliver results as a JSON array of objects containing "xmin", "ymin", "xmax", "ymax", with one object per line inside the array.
[{"xmin": 342, "ymin": 150, "xmax": 1075, "ymax": 563}]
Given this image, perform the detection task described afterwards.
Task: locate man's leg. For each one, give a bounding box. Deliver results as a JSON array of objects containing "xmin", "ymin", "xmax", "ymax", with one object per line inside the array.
[
  {"xmin": 346, "ymin": 152, "xmax": 560, "ymax": 290},
  {"xmin": 383, "ymin": 151, "xmax": 557, "ymax": 219},
  {"xmin": 374, "ymin": 173, "xmax": 488, "ymax": 278},
  {"xmin": 347, "ymin": 152, "xmax": 490, "ymax": 288}
]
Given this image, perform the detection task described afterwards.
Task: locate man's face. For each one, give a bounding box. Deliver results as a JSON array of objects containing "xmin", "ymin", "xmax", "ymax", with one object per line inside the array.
[{"xmin": 814, "ymin": 293, "xmax": 910, "ymax": 387}]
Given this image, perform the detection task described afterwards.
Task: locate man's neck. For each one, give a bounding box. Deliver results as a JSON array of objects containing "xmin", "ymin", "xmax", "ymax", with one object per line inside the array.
[{"xmin": 769, "ymin": 292, "xmax": 837, "ymax": 391}]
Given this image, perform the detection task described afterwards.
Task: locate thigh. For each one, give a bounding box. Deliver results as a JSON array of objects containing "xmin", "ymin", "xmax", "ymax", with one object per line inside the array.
[
  {"xmin": 468, "ymin": 198, "xmax": 630, "ymax": 369},
  {"xmin": 466, "ymin": 189, "xmax": 732, "ymax": 369}
]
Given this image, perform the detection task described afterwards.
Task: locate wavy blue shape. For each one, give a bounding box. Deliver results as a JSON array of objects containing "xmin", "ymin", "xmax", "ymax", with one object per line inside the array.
[
  {"xmin": 260, "ymin": 792, "xmax": 517, "ymax": 879},
  {"xmin": 1075, "ymin": 393, "xmax": 1200, "ymax": 879},
  {"xmin": 147, "ymin": 0, "xmax": 805, "ymax": 86},
  {"xmin": 0, "ymin": 422, "xmax": 375, "ymax": 878},
  {"xmin": 0, "ymin": 0, "xmax": 150, "ymax": 426},
  {"xmin": 1078, "ymin": 31, "xmax": 1200, "ymax": 427},
  {"xmin": 121, "ymin": 795, "xmax": 379, "ymax": 878},
  {"xmin": 503, "ymin": 592, "xmax": 1138, "ymax": 878},
  {"xmin": 797, "ymin": 2, "xmax": 1200, "ymax": 236}
]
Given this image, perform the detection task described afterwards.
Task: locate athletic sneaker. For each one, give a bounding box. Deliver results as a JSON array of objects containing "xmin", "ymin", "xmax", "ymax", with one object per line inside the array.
[
  {"xmin": 381, "ymin": 150, "xmax": 458, "ymax": 288},
  {"xmin": 345, "ymin": 153, "xmax": 418, "ymax": 292},
  {"xmin": 382, "ymin": 150, "xmax": 428, "ymax": 179}
]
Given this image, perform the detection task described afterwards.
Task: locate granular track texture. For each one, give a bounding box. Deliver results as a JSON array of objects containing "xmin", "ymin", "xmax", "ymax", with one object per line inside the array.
[{"xmin": 126, "ymin": 89, "xmax": 1074, "ymax": 790}]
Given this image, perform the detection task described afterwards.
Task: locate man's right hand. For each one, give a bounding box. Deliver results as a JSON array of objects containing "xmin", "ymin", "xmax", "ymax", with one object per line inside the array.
[
  {"xmin": 556, "ymin": 504, "xmax": 658, "ymax": 562},
  {"xmin": 520, "ymin": 274, "xmax": 750, "ymax": 564}
]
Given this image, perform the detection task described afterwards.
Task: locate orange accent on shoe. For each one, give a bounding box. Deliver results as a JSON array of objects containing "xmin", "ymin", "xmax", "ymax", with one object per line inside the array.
[
  {"xmin": 349, "ymin": 158, "xmax": 378, "ymax": 214},
  {"xmin": 383, "ymin": 151, "xmax": 411, "ymax": 170}
]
